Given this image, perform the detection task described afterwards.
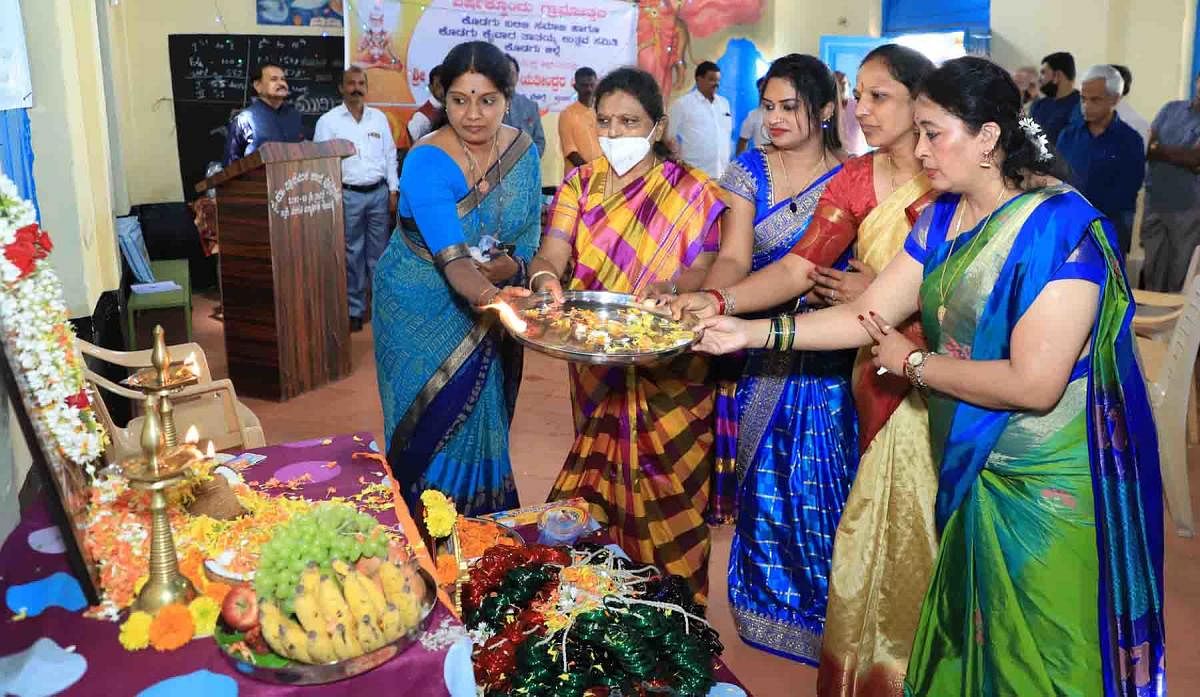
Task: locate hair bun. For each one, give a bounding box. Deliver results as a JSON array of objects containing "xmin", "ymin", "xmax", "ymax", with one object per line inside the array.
[{"xmin": 918, "ymin": 57, "xmax": 1069, "ymax": 187}]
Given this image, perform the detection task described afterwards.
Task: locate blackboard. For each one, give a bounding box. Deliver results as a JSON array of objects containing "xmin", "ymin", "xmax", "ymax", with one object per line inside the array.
[{"xmin": 167, "ymin": 34, "xmax": 345, "ymax": 200}]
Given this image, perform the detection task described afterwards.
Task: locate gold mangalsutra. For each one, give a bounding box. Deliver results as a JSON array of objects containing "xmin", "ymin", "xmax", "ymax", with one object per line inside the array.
[{"xmin": 935, "ymin": 187, "xmax": 1007, "ymax": 322}]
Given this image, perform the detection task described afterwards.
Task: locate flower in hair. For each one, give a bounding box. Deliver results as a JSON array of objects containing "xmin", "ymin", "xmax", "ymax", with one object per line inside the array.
[{"xmin": 1018, "ymin": 116, "xmax": 1053, "ymax": 162}]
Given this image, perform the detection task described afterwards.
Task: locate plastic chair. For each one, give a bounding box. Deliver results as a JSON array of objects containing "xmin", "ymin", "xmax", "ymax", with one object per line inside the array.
[
  {"xmin": 77, "ymin": 339, "xmax": 265, "ymax": 465},
  {"xmin": 1136, "ymin": 275, "xmax": 1200, "ymax": 538},
  {"xmin": 1133, "ymin": 246, "xmax": 1200, "ymax": 339}
]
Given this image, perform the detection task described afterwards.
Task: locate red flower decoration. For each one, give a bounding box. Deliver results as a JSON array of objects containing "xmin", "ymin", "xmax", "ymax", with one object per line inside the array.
[
  {"xmin": 4, "ymin": 224, "xmax": 53, "ymax": 280},
  {"xmin": 66, "ymin": 389, "xmax": 90, "ymax": 410}
]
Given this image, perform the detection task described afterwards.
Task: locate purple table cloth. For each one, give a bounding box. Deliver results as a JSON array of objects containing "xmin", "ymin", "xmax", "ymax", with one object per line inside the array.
[{"xmin": 0, "ymin": 432, "xmax": 457, "ymax": 697}]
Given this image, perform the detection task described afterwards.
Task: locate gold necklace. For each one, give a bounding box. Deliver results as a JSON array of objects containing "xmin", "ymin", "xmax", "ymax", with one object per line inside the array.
[
  {"xmin": 935, "ymin": 187, "xmax": 1007, "ymax": 323},
  {"xmin": 459, "ymin": 131, "xmax": 500, "ymax": 194},
  {"xmin": 773, "ymin": 147, "xmax": 828, "ymax": 214},
  {"xmin": 457, "ymin": 130, "xmax": 505, "ymax": 241}
]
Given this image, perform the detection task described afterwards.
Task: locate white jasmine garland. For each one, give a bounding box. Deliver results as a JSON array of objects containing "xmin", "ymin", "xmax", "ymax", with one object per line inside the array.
[{"xmin": 0, "ymin": 174, "xmax": 107, "ymax": 475}]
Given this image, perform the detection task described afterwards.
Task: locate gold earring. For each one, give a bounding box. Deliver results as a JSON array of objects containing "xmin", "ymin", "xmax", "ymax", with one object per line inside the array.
[{"xmin": 980, "ymin": 150, "xmax": 994, "ymax": 169}]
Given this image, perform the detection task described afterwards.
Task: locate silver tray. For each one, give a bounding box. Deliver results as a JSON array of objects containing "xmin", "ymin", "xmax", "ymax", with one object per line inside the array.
[
  {"xmin": 509, "ymin": 290, "xmax": 698, "ymax": 366},
  {"xmin": 213, "ymin": 566, "xmax": 439, "ymax": 685}
]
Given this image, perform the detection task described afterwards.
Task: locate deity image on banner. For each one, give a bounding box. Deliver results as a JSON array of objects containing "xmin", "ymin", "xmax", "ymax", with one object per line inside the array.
[
  {"xmin": 356, "ymin": 0, "xmax": 403, "ymax": 69},
  {"xmin": 636, "ymin": 0, "xmax": 765, "ymax": 97}
]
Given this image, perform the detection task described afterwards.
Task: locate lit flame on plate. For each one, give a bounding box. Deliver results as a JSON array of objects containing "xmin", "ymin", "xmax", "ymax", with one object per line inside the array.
[
  {"xmin": 483, "ymin": 302, "xmax": 528, "ymax": 334},
  {"xmin": 183, "ymin": 352, "xmax": 199, "ymax": 376},
  {"xmin": 184, "ymin": 425, "xmax": 200, "ymax": 444},
  {"xmin": 205, "ymin": 441, "xmax": 216, "ymax": 459}
]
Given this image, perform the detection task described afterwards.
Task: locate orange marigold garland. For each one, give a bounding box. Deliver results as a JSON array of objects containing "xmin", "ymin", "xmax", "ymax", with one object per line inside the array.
[{"xmin": 148, "ymin": 603, "xmax": 195, "ymax": 651}]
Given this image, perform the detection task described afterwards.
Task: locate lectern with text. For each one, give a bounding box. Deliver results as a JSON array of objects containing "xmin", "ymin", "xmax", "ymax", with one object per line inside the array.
[{"xmin": 196, "ymin": 140, "xmax": 354, "ymax": 401}]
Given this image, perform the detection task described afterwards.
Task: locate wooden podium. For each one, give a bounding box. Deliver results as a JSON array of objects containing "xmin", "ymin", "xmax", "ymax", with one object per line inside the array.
[{"xmin": 196, "ymin": 140, "xmax": 355, "ymax": 401}]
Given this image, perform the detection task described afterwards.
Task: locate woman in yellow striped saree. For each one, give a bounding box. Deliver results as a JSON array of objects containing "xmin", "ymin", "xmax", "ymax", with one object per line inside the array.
[{"xmin": 528, "ymin": 67, "xmax": 726, "ymax": 602}]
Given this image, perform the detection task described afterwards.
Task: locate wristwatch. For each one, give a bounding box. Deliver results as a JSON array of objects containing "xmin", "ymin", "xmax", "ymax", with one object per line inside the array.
[{"xmin": 903, "ymin": 350, "xmax": 932, "ymax": 390}]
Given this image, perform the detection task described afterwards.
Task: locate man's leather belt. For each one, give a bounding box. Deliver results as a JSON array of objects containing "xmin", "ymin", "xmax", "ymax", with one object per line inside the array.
[{"xmin": 344, "ymin": 179, "xmax": 385, "ymax": 193}]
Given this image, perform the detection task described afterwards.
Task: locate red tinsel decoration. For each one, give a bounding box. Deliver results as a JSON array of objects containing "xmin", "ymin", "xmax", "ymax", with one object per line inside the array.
[
  {"xmin": 472, "ymin": 605, "xmax": 547, "ymax": 692},
  {"xmin": 464, "ymin": 544, "xmax": 570, "ymax": 611},
  {"xmin": 467, "ymin": 545, "xmax": 571, "ymax": 693}
]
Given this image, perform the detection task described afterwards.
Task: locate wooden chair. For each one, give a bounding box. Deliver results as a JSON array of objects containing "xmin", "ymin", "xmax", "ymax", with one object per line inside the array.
[
  {"xmin": 77, "ymin": 339, "xmax": 265, "ymax": 464},
  {"xmin": 1136, "ymin": 276, "xmax": 1200, "ymax": 538}
]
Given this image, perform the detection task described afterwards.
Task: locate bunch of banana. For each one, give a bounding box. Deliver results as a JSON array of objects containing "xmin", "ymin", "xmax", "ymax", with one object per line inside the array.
[{"xmin": 259, "ymin": 559, "xmax": 428, "ymax": 664}]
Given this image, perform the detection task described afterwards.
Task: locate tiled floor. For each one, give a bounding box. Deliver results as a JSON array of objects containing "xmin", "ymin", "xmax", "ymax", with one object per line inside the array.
[{"xmin": 190, "ymin": 293, "xmax": 1200, "ymax": 696}]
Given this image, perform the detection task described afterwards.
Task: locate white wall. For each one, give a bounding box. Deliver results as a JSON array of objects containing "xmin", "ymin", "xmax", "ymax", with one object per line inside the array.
[
  {"xmin": 22, "ymin": 0, "xmax": 120, "ymax": 318},
  {"xmin": 775, "ymin": 0, "xmax": 879, "ymax": 56}
]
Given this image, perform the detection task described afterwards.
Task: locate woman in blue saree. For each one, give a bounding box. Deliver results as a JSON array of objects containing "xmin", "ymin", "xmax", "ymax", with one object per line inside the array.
[
  {"xmin": 695, "ymin": 57, "xmax": 1165, "ymax": 697},
  {"xmin": 374, "ymin": 42, "xmax": 541, "ymax": 516},
  {"xmin": 699, "ymin": 55, "xmax": 859, "ymax": 664}
]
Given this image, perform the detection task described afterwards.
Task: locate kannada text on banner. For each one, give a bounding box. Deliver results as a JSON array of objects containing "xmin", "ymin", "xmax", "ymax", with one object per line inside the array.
[{"xmin": 348, "ymin": 0, "xmax": 636, "ymax": 146}]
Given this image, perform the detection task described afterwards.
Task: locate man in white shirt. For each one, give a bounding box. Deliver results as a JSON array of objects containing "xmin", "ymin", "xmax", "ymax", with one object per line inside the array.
[
  {"xmin": 314, "ymin": 67, "xmax": 398, "ymax": 332},
  {"xmin": 736, "ymin": 77, "xmax": 768, "ymax": 155},
  {"xmin": 1110, "ymin": 64, "xmax": 1152, "ymax": 149},
  {"xmin": 406, "ymin": 64, "xmax": 445, "ymax": 144},
  {"xmin": 668, "ymin": 61, "xmax": 733, "ymax": 179}
]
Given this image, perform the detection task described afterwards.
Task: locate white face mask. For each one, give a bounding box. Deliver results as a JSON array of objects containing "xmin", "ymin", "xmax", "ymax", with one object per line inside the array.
[{"xmin": 598, "ymin": 126, "xmax": 657, "ymax": 176}]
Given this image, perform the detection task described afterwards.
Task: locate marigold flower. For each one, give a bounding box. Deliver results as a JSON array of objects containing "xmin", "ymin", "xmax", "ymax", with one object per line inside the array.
[
  {"xmin": 118, "ymin": 611, "xmax": 153, "ymax": 651},
  {"xmin": 148, "ymin": 603, "xmax": 195, "ymax": 651}
]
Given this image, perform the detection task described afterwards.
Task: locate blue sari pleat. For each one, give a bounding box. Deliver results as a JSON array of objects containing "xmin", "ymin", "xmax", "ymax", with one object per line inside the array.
[{"xmin": 722, "ymin": 152, "xmax": 858, "ymax": 664}]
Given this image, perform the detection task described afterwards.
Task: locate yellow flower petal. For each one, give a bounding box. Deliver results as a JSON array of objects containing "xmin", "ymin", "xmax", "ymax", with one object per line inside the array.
[{"xmin": 119, "ymin": 611, "xmax": 153, "ymax": 651}]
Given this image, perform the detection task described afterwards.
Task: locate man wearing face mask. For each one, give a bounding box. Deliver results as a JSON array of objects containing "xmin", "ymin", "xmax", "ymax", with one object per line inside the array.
[
  {"xmin": 315, "ymin": 67, "xmax": 399, "ymax": 332},
  {"xmin": 668, "ymin": 61, "xmax": 733, "ymax": 179},
  {"xmin": 1030, "ymin": 51, "xmax": 1081, "ymax": 145},
  {"xmin": 223, "ymin": 62, "xmax": 304, "ymax": 164}
]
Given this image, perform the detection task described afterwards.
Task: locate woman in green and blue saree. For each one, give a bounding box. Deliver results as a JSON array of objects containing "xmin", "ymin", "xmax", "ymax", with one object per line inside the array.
[{"xmin": 694, "ymin": 56, "xmax": 1165, "ymax": 697}]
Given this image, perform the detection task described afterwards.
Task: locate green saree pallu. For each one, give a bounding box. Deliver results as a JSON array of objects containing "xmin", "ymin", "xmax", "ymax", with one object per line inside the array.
[{"xmin": 902, "ymin": 186, "xmax": 1166, "ymax": 697}]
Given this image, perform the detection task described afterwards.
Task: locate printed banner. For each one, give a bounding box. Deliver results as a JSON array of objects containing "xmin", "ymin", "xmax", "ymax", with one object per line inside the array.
[
  {"xmin": 348, "ymin": 0, "xmax": 636, "ymax": 147},
  {"xmin": 257, "ymin": 0, "xmax": 344, "ymax": 27}
]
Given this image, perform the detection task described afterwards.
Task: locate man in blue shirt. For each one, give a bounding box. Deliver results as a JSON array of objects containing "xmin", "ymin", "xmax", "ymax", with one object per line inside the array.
[
  {"xmin": 1057, "ymin": 64, "xmax": 1145, "ymax": 254},
  {"xmin": 223, "ymin": 63, "xmax": 304, "ymax": 165},
  {"xmin": 1031, "ymin": 52, "xmax": 1081, "ymax": 145}
]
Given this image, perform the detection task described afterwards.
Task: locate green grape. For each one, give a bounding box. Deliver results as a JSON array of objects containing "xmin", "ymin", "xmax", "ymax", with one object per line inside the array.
[{"xmin": 274, "ymin": 584, "xmax": 290, "ymax": 601}]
